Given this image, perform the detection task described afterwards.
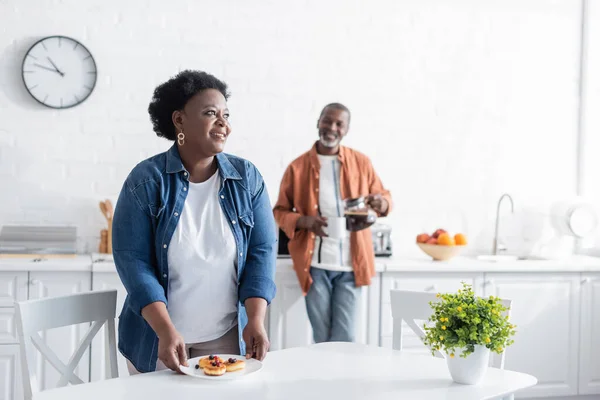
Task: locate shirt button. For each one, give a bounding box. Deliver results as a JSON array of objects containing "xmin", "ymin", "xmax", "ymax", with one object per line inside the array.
[
  {"xmin": 309, "ymin": 250, "xmax": 313, "ymax": 254},
  {"xmin": 314, "ymin": 205, "xmax": 318, "ymax": 209},
  {"xmin": 315, "ymin": 174, "xmax": 319, "ymax": 178},
  {"xmin": 174, "ymin": 212, "xmax": 179, "ymax": 217},
  {"xmin": 315, "ymin": 188, "xmax": 319, "ymax": 192},
  {"xmin": 163, "ymin": 244, "xmax": 167, "ymax": 249},
  {"xmin": 220, "ymin": 195, "xmax": 224, "ymax": 199},
  {"xmin": 232, "ymin": 220, "xmax": 236, "ymax": 225},
  {"xmin": 304, "ymin": 268, "xmax": 308, "ymax": 272},
  {"xmin": 183, "ymin": 187, "xmax": 187, "ymax": 191},
  {"xmin": 183, "ymin": 172, "xmax": 188, "ymax": 176},
  {"xmin": 239, "ymin": 252, "xmax": 243, "ymax": 257},
  {"xmin": 163, "ymin": 274, "xmax": 167, "ymax": 278},
  {"xmin": 311, "ymin": 234, "xmax": 315, "ymax": 239}
]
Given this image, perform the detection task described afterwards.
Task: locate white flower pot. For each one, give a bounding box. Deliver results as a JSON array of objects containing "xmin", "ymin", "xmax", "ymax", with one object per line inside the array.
[{"xmin": 446, "ymin": 345, "xmax": 490, "ymax": 385}]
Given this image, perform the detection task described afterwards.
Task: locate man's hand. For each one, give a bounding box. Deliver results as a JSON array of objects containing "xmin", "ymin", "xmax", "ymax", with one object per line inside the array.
[
  {"xmin": 366, "ymin": 194, "xmax": 388, "ymax": 215},
  {"xmin": 296, "ymin": 216, "xmax": 328, "ymax": 236},
  {"xmin": 157, "ymin": 328, "xmax": 188, "ymax": 372},
  {"xmin": 243, "ymin": 319, "xmax": 270, "ymax": 361}
]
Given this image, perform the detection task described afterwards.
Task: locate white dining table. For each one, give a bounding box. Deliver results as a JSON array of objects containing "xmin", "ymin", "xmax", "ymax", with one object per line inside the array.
[{"xmin": 34, "ymin": 342, "xmax": 536, "ymax": 400}]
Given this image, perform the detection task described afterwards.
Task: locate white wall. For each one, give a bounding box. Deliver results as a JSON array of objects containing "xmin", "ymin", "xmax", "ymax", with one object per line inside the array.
[
  {"xmin": 0, "ymin": 0, "xmax": 583, "ymax": 256},
  {"xmin": 580, "ymin": 0, "xmax": 600, "ymax": 252}
]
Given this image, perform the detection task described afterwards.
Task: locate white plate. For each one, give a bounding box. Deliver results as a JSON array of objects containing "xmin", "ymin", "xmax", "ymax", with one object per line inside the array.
[{"xmin": 179, "ymin": 354, "xmax": 263, "ymax": 380}]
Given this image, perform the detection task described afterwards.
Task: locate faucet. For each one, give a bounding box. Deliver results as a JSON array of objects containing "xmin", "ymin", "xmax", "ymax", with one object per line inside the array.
[{"xmin": 493, "ymin": 193, "xmax": 515, "ymax": 255}]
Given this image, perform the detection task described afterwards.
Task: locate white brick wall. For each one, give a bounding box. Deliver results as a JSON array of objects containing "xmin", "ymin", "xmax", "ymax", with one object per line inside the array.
[{"xmin": 0, "ymin": 0, "xmax": 585, "ymax": 256}]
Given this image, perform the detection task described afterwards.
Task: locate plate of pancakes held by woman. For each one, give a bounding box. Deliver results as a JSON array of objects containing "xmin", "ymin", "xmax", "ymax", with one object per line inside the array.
[{"xmin": 179, "ymin": 354, "xmax": 263, "ymax": 380}]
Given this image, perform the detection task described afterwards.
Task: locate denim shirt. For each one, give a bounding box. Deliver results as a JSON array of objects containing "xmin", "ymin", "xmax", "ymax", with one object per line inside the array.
[{"xmin": 112, "ymin": 144, "xmax": 277, "ymax": 373}]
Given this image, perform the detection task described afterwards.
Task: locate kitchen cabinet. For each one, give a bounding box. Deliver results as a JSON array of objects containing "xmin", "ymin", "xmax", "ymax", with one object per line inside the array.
[
  {"xmin": 578, "ymin": 273, "xmax": 600, "ymax": 395},
  {"xmin": 0, "ymin": 272, "xmax": 34, "ymax": 400},
  {"xmin": 0, "ymin": 345, "xmax": 21, "ymax": 400},
  {"xmin": 89, "ymin": 271, "xmax": 128, "ymax": 381},
  {"xmin": 484, "ymin": 273, "xmax": 580, "ymax": 398}
]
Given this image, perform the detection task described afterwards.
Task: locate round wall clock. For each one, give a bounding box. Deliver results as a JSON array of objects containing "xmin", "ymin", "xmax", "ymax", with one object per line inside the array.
[{"xmin": 21, "ymin": 35, "xmax": 97, "ymax": 109}]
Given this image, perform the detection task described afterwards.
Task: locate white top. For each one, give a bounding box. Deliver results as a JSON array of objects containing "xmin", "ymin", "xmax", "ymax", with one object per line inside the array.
[
  {"xmin": 33, "ymin": 342, "xmax": 537, "ymax": 400},
  {"xmin": 167, "ymin": 171, "xmax": 238, "ymax": 343},
  {"xmin": 312, "ymin": 155, "xmax": 352, "ymax": 272}
]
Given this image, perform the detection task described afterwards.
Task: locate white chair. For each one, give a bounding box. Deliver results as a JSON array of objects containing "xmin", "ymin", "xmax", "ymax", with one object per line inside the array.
[
  {"xmin": 390, "ymin": 289, "xmax": 512, "ymax": 369},
  {"xmin": 15, "ymin": 290, "xmax": 119, "ymax": 400}
]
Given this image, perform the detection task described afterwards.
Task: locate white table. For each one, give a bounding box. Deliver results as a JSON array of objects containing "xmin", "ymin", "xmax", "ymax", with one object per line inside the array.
[{"xmin": 34, "ymin": 343, "xmax": 536, "ymax": 400}]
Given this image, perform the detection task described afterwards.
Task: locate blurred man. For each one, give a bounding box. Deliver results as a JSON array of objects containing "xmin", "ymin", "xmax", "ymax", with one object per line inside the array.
[{"xmin": 273, "ymin": 103, "xmax": 392, "ymax": 343}]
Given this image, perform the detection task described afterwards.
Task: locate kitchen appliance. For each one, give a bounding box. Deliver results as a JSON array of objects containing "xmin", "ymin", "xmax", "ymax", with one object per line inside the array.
[{"xmin": 371, "ymin": 223, "xmax": 392, "ymax": 257}]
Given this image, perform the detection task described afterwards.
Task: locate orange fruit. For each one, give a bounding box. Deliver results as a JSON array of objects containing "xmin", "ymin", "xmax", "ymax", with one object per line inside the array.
[
  {"xmin": 437, "ymin": 233, "xmax": 455, "ymax": 246},
  {"xmin": 454, "ymin": 233, "xmax": 468, "ymax": 246},
  {"xmin": 416, "ymin": 233, "xmax": 430, "ymax": 243}
]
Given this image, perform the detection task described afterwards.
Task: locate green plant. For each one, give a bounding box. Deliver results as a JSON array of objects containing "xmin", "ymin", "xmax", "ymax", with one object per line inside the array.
[{"xmin": 422, "ymin": 282, "xmax": 516, "ymax": 358}]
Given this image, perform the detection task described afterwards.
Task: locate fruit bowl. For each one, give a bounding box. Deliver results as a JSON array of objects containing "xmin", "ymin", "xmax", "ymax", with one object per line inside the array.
[{"xmin": 417, "ymin": 243, "xmax": 466, "ymax": 261}]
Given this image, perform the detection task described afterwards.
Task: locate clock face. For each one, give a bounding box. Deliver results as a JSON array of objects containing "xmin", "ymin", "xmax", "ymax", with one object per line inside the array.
[{"xmin": 21, "ymin": 36, "xmax": 97, "ymax": 109}]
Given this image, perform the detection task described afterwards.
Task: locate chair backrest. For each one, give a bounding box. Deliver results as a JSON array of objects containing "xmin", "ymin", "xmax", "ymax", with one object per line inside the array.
[
  {"xmin": 390, "ymin": 289, "xmax": 512, "ymax": 369},
  {"xmin": 15, "ymin": 290, "xmax": 119, "ymax": 400}
]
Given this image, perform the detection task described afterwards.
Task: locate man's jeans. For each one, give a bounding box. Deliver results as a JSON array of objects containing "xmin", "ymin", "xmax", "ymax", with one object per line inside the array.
[{"xmin": 305, "ymin": 267, "xmax": 361, "ymax": 343}]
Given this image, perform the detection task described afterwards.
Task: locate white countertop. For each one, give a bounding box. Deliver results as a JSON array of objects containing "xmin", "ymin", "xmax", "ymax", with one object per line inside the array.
[
  {"xmin": 2, "ymin": 253, "xmax": 600, "ymax": 273},
  {"xmin": 382, "ymin": 254, "xmax": 600, "ymax": 272},
  {"xmin": 0, "ymin": 254, "xmax": 92, "ymax": 272}
]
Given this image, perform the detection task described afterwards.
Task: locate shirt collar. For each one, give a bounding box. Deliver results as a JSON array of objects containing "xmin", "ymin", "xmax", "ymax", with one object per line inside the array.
[
  {"xmin": 308, "ymin": 141, "xmax": 347, "ymax": 168},
  {"xmin": 165, "ymin": 144, "xmax": 242, "ymax": 180}
]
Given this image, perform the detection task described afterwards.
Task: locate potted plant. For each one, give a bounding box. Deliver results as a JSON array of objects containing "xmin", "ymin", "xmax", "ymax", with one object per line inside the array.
[{"xmin": 422, "ymin": 282, "xmax": 516, "ymax": 385}]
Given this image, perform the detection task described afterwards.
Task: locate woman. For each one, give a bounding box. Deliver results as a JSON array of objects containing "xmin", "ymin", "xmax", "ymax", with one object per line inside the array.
[{"xmin": 112, "ymin": 70, "xmax": 277, "ymax": 374}]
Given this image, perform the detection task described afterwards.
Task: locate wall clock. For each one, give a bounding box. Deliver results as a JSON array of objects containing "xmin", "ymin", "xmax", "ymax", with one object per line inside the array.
[{"xmin": 21, "ymin": 35, "xmax": 97, "ymax": 109}]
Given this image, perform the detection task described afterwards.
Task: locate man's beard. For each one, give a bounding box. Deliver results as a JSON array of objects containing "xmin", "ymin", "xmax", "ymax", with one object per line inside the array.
[{"xmin": 319, "ymin": 132, "xmax": 341, "ymax": 148}]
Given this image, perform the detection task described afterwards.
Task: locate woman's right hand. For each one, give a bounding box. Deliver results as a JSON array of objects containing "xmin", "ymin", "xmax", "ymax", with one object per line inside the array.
[{"xmin": 157, "ymin": 328, "xmax": 188, "ymax": 372}]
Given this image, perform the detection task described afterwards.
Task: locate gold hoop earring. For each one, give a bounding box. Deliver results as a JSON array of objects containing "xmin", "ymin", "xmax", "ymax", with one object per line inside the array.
[{"xmin": 177, "ymin": 132, "xmax": 185, "ymax": 146}]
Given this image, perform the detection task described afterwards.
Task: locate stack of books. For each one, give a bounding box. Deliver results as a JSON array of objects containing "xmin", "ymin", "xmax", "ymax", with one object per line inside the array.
[{"xmin": 0, "ymin": 225, "xmax": 77, "ymax": 257}]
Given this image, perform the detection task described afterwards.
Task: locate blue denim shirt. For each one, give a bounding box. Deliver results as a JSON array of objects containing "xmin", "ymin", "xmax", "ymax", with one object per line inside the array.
[{"xmin": 112, "ymin": 144, "xmax": 277, "ymax": 373}]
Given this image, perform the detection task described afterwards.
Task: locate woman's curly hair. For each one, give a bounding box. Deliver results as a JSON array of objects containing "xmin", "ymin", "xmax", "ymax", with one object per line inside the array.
[{"xmin": 148, "ymin": 70, "xmax": 230, "ymax": 140}]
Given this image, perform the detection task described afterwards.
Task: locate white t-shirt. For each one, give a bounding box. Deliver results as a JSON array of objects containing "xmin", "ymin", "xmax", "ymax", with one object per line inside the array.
[
  {"xmin": 167, "ymin": 171, "xmax": 238, "ymax": 343},
  {"xmin": 311, "ymin": 155, "xmax": 353, "ymax": 272}
]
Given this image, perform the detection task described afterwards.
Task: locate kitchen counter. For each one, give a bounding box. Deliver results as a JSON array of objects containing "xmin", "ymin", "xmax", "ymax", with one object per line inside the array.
[
  {"xmin": 382, "ymin": 254, "xmax": 600, "ymax": 272},
  {"xmin": 2, "ymin": 253, "xmax": 600, "ymax": 273},
  {"xmin": 0, "ymin": 254, "xmax": 92, "ymax": 271}
]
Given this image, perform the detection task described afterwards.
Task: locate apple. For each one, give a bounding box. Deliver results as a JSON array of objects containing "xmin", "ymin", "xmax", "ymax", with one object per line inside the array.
[
  {"xmin": 416, "ymin": 233, "xmax": 430, "ymax": 243},
  {"xmin": 426, "ymin": 237, "xmax": 438, "ymax": 245},
  {"xmin": 432, "ymin": 229, "xmax": 447, "ymax": 239}
]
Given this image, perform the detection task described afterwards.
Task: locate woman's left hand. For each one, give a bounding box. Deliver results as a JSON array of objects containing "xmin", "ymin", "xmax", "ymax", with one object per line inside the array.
[{"xmin": 243, "ymin": 319, "xmax": 270, "ymax": 361}]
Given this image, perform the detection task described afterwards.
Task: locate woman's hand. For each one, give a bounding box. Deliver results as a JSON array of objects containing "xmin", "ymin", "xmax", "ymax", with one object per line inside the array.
[
  {"xmin": 157, "ymin": 328, "xmax": 188, "ymax": 372},
  {"xmin": 141, "ymin": 302, "xmax": 188, "ymax": 372},
  {"xmin": 243, "ymin": 319, "xmax": 270, "ymax": 361},
  {"xmin": 243, "ymin": 297, "xmax": 269, "ymax": 360}
]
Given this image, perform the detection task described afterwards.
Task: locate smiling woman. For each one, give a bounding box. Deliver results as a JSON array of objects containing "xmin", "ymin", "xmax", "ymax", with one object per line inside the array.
[{"xmin": 111, "ymin": 70, "xmax": 277, "ymax": 375}]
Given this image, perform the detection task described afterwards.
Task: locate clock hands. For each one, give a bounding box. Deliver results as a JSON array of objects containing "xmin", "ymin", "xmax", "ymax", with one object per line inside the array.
[
  {"xmin": 33, "ymin": 58, "xmax": 65, "ymax": 77},
  {"xmin": 33, "ymin": 63, "xmax": 62, "ymax": 75},
  {"xmin": 46, "ymin": 57, "xmax": 65, "ymax": 77}
]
